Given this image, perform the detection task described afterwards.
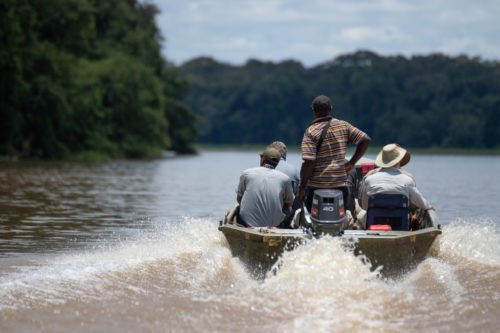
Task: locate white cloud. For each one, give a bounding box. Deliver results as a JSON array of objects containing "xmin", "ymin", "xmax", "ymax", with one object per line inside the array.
[
  {"xmin": 153, "ymin": 0, "xmax": 500, "ymax": 66},
  {"xmin": 440, "ymin": 37, "xmax": 500, "ymax": 59},
  {"xmin": 339, "ymin": 26, "xmax": 407, "ymax": 43}
]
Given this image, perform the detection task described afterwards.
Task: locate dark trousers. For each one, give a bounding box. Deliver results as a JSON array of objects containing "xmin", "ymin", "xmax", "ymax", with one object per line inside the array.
[{"xmin": 305, "ymin": 186, "xmax": 352, "ymax": 213}]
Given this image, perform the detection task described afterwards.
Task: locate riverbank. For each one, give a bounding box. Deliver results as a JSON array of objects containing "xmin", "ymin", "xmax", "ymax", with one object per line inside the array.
[
  {"xmin": 3, "ymin": 145, "xmax": 498, "ymax": 162},
  {"xmin": 0, "ymin": 148, "xmax": 195, "ymax": 162},
  {"xmin": 197, "ymin": 144, "xmax": 500, "ymax": 156}
]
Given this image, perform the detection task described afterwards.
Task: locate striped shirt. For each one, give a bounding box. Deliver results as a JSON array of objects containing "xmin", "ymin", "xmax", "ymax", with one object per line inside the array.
[{"xmin": 301, "ymin": 116, "xmax": 368, "ymax": 188}]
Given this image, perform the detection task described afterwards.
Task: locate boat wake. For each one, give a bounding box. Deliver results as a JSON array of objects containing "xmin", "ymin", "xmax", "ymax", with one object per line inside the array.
[
  {"xmin": 0, "ymin": 217, "xmax": 240, "ymax": 311},
  {"xmin": 437, "ymin": 217, "xmax": 499, "ymax": 265},
  {"xmin": 1, "ymin": 217, "xmax": 499, "ymax": 332}
]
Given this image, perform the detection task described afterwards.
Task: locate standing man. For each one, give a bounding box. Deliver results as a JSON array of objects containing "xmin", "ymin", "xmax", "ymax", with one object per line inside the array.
[
  {"xmin": 294, "ymin": 95, "xmax": 371, "ymax": 212},
  {"xmin": 267, "ymin": 141, "xmax": 300, "ymax": 195},
  {"xmin": 237, "ymin": 147, "xmax": 294, "ymax": 228}
]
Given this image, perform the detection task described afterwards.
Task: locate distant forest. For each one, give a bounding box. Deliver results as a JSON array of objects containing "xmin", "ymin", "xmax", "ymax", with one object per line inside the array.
[
  {"xmin": 179, "ymin": 51, "xmax": 500, "ymax": 149},
  {"xmin": 2, "ymin": 1, "xmax": 499, "ymax": 159},
  {"xmin": 0, "ymin": 0, "xmax": 197, "ymax": 159}
]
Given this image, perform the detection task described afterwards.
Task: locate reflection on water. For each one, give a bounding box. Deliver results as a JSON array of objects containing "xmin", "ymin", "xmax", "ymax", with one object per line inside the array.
[
  {"xmin": 0, "ymin": 161, "xmax": 163, "ymax": 254},
  {"xmin": 0, "ymin": 151, "xmax": 499, "ymax": 332}
]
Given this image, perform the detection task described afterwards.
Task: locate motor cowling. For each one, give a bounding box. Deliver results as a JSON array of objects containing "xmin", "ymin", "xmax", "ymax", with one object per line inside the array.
[{"xmin": 310, "ymin": 189, "xmax": 349, "ymax": 235}]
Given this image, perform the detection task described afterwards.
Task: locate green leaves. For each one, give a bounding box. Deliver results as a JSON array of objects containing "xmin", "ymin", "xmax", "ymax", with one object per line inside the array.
[
  {"xmin": 0, "ymin": 0, "xmax": 197, "ymax": 159},
  {"xmin": 180, "ymin": 52, "xmax": 500, "ymax": 149}
]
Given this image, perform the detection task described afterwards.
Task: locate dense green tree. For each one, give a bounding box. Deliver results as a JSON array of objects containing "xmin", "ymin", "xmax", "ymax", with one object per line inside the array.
[
  {"xmin": 180, "ymin": 51, "xmax": 500, "ymax": 149},
  {"xmin": 0, "ymin": 0, "xmax": 197, "ymax": 159}
]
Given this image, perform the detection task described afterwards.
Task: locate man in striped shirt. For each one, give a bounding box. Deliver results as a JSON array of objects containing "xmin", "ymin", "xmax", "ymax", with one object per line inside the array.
[{"xmin": 294, "ymin": 95, "xmax": 371, "ymax": 213}]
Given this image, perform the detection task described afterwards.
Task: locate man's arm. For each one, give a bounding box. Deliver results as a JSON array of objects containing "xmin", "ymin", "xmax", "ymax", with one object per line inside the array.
[
  {"xmin": 409, "ymin": 186, "xmax": 432, "ymax": 210},
  {"xmin": 299, "ymin": 159, "xmax": 315, "ymax": 187},
  {"xmin": 236, "ymin": 173, "xmax": 246, "ymax": 204},
  {"xmin": 282, "ymin": 178, "xmax": 294, "ymax": 212},
  {"xmin": 345, "ymin": 136, "xmax": 371, "ymax": 173},
  {"xmin": 283, "ymin": 202, "xmax": 292, "ymax": 217},
  {"xmin": 293, "ymin": 159, "xmax": 315, "ymax": 208},
  {"xmin": 358, "ymin": 177, "xmax": 368, "ymax": 210}
]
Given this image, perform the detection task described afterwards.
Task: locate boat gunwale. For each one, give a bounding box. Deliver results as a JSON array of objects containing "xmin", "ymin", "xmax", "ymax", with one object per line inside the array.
[{"xmin": 218, "ymin": 223, "xmax": 441, "ymax": 240}]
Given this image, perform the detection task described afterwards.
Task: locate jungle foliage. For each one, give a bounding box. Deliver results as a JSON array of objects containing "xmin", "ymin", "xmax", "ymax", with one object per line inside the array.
[
  {"xmin": 180, "ymin": 51, "xmax": 500, "ymax": 149},
  {"xmin": 0, "ymin": 0, "xmax": 197, "ymax": 159}
]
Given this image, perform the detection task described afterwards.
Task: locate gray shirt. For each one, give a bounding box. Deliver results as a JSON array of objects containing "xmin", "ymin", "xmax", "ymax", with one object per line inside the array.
[
  {"xmin": 276, "ymin": 158, "xmax": 300, "ymax": 194},
  {"xmin": 237, "ymin": 166, "xmax": 294, "ymax": 227},
  {"xmin": 359, "ymin": 167, "xmax": 431, "ymax": 211}
]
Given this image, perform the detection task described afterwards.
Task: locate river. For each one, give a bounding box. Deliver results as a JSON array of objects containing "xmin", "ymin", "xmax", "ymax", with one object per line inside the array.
[{"xmin": 0, "ymin": 150, "xmax": 499, "ymax": 332}]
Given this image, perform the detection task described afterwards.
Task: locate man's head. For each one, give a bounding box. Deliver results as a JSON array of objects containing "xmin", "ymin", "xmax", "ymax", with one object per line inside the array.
[
  {"xmin": 260, "ymin": 147, "xmax": 281, "ymax": 167},
  {"xmin": 311, "ymin": 95, "xmax": 332, "ymax": 117},
  {"xmin": 375, "ymin": 143, "xmax": 411, "ymax": 168},
  {"xmin": 267, "ymin": 141, "xmax": 287, "ymax": 160}
]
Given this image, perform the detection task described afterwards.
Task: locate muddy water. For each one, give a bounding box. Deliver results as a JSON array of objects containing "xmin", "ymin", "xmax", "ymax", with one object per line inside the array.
[{"xmin": 0, "ymin": 151, "xmax": 499, "ymax": 332}]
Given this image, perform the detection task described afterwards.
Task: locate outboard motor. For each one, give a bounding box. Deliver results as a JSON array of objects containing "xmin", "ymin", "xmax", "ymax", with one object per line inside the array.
[{"xmin": 309, "ymin": 189, "xmax": 349, "ymax": 235}]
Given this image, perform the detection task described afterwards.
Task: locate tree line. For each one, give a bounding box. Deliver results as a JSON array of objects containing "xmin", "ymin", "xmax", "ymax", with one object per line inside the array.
[
  {"xmin": 2, "ymin": 0, "xmax": 498, "ymax": 159},
  {"xmin": 0, "ymin": 0, "xmax": 197, "ymax": 159},
  {"xmin": 179, "ymin": 51, "xmax": 500, "ymax": 149}
]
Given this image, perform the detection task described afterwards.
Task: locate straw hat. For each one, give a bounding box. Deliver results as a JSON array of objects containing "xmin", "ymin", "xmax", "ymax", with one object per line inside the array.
[{"xmin": 375, "ymin": 144, "xmax": 411, "ymax": 168}]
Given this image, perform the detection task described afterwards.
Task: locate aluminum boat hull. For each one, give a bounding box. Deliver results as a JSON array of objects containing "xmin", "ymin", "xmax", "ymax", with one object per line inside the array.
[{"xmin": 219, "ymin": 211, "xmax": 441, "ymax": 278}]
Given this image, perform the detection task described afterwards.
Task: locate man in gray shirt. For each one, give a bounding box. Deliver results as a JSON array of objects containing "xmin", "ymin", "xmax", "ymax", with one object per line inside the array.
[
  {"xmin": 237, "ymin": 147, "xmax": 294, "ymax": 228},
  {"xmin": 267, "ymin": 141, "xmax": 300, "ymax": 195},
  {"xmin": 359, "ymin": 144, "xmax": 432, "ymax": 211}
]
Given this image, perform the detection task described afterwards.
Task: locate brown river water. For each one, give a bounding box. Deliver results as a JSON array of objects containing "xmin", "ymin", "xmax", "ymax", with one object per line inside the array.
[{"xmin": 0, "ymin": 151, "xmax": 499, "ymax": 332}]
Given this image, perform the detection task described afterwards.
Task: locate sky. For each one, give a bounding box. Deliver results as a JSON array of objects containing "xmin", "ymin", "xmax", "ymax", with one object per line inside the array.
[{"xmin": 152, "ymin": 0, "xmax": 500, "ymax": 67}]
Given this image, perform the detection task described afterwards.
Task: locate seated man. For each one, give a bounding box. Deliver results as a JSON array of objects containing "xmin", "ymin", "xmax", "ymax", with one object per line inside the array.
[
  {"xmin": 267, "ymin": 141, "xmax": 300, "ymax": 195},
  {"xmin": 237, "ymin": 147, "xmax": 294, "ymax": 228},
  {"xmin": 359, "ymin": 144, "xmax": 432, "ymax": 215}
]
